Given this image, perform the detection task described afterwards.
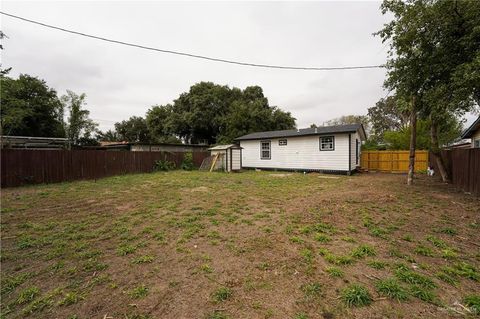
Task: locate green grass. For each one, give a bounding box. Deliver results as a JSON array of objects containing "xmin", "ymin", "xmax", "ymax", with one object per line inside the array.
[
  {"xmin": 314, "ymin": 233, "xmax": 331, "ymax": 243},
  {"xmin": 426, "ymin": 235, "xmax": 447, "ymax": 249},
  {"xmin": 375, "ymin": 278, "xmax": 409, "ymax": 301},
  {"xmin": 16, "ymin": 286, "xmax": 40, "ymax": 304},
  {"xmin": 439, "ymin": 227, "xmax": 457, "ymax": 236},
  {"xmin": 129, "ymin": 285, "xmax": 149, "ymax": 299},
  {"xmin": 394, "ymin": 264, "xmax": 436, "ymax": 289},
  {"xmin": 1, "ymin": 170, "xmax": 479, "ymax": 318},
  {"xmin": 367, "ymin": 260, "xmax": 387, "ymax": 270},
  {"xmin": 341, "ymin": 284, "xmax": 372, "ymax": 307},
  {"xmin": 132, "ymin": 255, "xmax": 155, "ymax": 264},
  {"xmin": 58, "ymin": 292, "xmax": 82, "ymax": 306},
  {"xmin": 351, "ymin": 244, "xmax": 376, "ymax": 259},
  {"xmin": 1, "ymin": 272, "xmax": 34, "ymax": 294},
  {"xmin": 414, "ymin": 245, "xmax": 434, "ymax": 257},
  {"xmin": 206, "ymin": 311, "xmax": 231, "ymax": 319},
  {"xmin": 300, "ymin": 282, "xmax": 322, "ymax": 299},
  {"xmin": 212, "ymin": 287, "xmax": 232, "ymax": 302},
  {"xmin": 325, "ymin": 266, "xmax": 344, "ymax": 278},
  {"xmin": 117, "ymin": 244, "xmax": 137, "ymax": 256},
  {"xmin": 409, "ymin": 285, "xmax": 436, "ymax": 303},
  {"xmin": 464, "ymin": 294, "xmax": 480, "ymax": 314}
]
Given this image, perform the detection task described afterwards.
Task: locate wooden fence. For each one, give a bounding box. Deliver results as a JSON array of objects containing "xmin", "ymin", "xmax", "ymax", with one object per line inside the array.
[
  {"xmin": 1, "ymin": 149, "xmax": 209, "ymax": 188},
  {"xmin": 361, "ymin": 150, "xmax": 429, "ymax": 173},
  {"xmin": 429, "ymin": 148, "xmax": 480, "ymax": 196}
]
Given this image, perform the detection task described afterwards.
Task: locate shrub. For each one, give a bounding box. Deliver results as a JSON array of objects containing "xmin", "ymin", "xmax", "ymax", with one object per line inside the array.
[
  {"xmin": 154, "ymin": 159, "xmax": 176, "ymax": 171},
  {"xmin": 341, "ymin": 284, "xmax": 372, "ymax": 307},
  {"xmin": 181, "ymin": 152, "xmax": 194, "ymax": 170}
]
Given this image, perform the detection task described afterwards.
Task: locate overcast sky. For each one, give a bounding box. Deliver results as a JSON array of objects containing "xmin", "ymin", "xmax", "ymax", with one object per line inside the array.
[{"xmin": 1, "ymin": 1, "xmax": 475, "ymax": 132}]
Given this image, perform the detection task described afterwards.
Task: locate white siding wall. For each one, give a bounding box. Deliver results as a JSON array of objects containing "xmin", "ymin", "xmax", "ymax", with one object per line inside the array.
[
  {"xmin": 240, "ymin": 134, "xmax": 350, "ymax": 171},
  {"xmin": 472, "ymin": 130, "xmax": 480, "ymax": 148}
]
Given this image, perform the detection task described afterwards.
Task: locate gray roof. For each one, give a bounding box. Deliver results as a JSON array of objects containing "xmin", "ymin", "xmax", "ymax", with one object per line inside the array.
[
  {"xmin": 208, "ymin": 144, "xmax": 241, "ymax": 151},
  {"xmin": 235, "ymin": 124, "xmax": 366, "ymax": 141},
  {"xmin": 461, "ymin": 116, "xmax": 480, "ymax": 139}
]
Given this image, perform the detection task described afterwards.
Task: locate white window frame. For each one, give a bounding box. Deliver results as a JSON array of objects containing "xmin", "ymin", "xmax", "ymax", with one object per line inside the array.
[
  {"xmin": 279, "ymin": 139, "xmax": 287, "ymax": 146},
  {"xmin": 319, "ymin": 136, "xmax": 335, "ymax": 151},
  {"xmin": 260, "ymin": 140, "xmax": 271, "ymax": 159},
  {"xmin": 474, "ymin": 138, "xmax": 480, "ymax": 148}
]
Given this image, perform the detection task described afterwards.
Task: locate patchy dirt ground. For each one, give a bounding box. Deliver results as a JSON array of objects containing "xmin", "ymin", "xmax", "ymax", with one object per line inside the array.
[{"xmin": 1, "ymin": 171, "xmax": 479, "ymax": 319}]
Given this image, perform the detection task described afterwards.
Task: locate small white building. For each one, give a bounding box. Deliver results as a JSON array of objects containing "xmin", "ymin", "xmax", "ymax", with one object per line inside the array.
[
  {"xmin": 461, "ymin": 116, "xmax": 480, "ymax": 148},
  {"xmin": 235, "ymin": 124, "xmax": 366, "ymax": 175},
  {"xmin": 208, "ymin": 144, "xmax": 242, "ymax": 172}
]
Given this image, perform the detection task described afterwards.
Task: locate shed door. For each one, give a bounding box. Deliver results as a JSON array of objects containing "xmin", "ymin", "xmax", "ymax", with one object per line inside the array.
[{"xmin": 231, "ymin": 149, "xmax": 241, "ymax": 171}]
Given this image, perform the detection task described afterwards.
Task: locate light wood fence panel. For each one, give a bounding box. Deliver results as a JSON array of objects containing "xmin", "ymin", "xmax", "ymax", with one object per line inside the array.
[{"xmin": 361, "ymin": 150, "xmax": 428, "ymax": 173}]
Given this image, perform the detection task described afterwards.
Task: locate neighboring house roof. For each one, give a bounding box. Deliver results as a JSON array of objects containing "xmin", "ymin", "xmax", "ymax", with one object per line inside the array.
[
  {"xmin": 208, "ymin": 144, "xmax": 242, "ymax": 151},
  {"xmin": 1, "ymin": 135, "xmax": 69, "ymax": 149},
  {"xmin": 235, "ymin": 124, "xmax": 367, "ymax": 141},
  {"xmin": 461, "ymin": 116, "xmax": 480, "ymax": 139}
]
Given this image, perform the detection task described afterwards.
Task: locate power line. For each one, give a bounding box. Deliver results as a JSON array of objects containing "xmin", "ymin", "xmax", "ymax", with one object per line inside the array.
[{"xmin": 1, "ymin": 11, "xmax": 385, "ymax": 71}]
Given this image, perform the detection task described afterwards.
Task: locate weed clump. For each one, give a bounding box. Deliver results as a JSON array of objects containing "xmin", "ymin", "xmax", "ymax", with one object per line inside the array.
[{"xmin": 341, "ymin": 284, "xmax": 372, "ymax": 307}]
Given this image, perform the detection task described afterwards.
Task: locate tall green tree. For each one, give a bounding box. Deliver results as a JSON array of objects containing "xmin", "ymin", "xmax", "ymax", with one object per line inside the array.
[
  {"xmin": 383, "ymin": 116, "xmax": 463, "ymax": 150},
  {"xmin": 96, "ymin": 129, "xmax": 119, "ymax": 142},
  {"xmin": 145, "ymin": 104, "xmax": 181, "ymax": 143},
  {"xmin": 146, "ymin": 82, "xmax": 296, "ymax": 144},
  {"xmin": 114, "ymin": 116, "xmax": 151, "ymax": 143},
  {"xmin": 61, "ymin": 90, "xmax": 98, "ymax": 145},
  {"xmin": 1, "ymin": 74, "xmax": 65, "ymax": 137},
  {"xmin": 367, "ymin": 95, "xmax": 409, "ymax": 142},
  {"xmin": 376, "ymin": 0, "xmax": 480, "ymax": 184}
]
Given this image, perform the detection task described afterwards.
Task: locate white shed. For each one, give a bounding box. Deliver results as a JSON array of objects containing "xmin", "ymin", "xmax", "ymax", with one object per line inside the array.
[
  {"xmin": 208, "ymin": 144, "xmax": 242, "ymax": 172},
  {"xmin": 235, "ymin": 124, "xmax": 366, "ymax": 175}
]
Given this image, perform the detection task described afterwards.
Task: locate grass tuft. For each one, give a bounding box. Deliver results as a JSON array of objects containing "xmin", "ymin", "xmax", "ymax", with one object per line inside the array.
[
  {"xmin": 351, "ymin": 244, "xmax": 376, "ymax": 259},
  {"xmin": 16, "ymin": 286, "xmax": 40, "ymax": 304},
  {"xmin": 300, "ymin": 282, "xmax": 322, "ymax": 299},
  {"xmin": 464, "ymin": 294, "xmax": 480, "ymax": 314},
  {"xmin": 375, "ymin": 278, "xmax": 409, "ymax": 301},
  {"xmin": 414, "ymin": 245, "xmax": 434, "ymax": 257},
  {"xmin": 132, "ymin": 255, "xmax": 155, "ymax": 264},
  {"xmin": 129, "ymin": 285, "xmax": 148, "ymax": 299},
  {"xmin": 325, "ymin": 266, "xmax": 344, "ymax": 278},
  {"xmin": 341, "ymin": 284, "xmax": 372, "ymax": 307},
  {"xmin": 212, "ymin": 287, "xmax": 232, "ymax": 302}
]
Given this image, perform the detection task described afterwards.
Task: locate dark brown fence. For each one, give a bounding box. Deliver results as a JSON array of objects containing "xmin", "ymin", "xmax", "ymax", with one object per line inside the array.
[
  {"xmin": 429, "ymin": 148, "xmax": 480, "ymax": 196},
  {"xmin": 1, "ymin": 149, "xmax": 209, "ymax": 188}
]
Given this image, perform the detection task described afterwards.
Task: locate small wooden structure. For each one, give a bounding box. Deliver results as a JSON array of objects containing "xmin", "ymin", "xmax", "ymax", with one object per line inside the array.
[{"xmin": 206, "ymin": 144, "xmax": 242, "ymax": 172}]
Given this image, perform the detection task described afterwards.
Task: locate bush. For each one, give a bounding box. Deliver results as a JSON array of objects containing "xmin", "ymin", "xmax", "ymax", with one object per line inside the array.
[
  {"xmin": 154, "ymin": 159, "xmax": 176, "ymax": 171},
  {"xmin": 181, "ymin": 152, "xmax": 194, "ymax": 170}
]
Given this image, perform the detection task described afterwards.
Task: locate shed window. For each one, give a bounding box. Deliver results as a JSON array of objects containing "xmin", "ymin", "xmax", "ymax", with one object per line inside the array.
[
  {"xmin": 475, "ymin": 139, "xmax": 480, "ymax": 148},
  {"xmin": 320, "ymin": 136, "xmax": 335, "ymax": 151},
  {"xmin": 279, "ymin": 139, "xmax": 287, "ymax": 146},
  {"xmin": 260, "ymin": 141, "xmax": 271, "ymax": 159}
]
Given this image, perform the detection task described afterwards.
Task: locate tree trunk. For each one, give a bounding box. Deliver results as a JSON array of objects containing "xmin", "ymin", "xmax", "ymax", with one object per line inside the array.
[
  {"xmin": 407, "ymin": 96, "xmax": 417, "ymax": 186},
  {"xmin": 430, "ymin": 116, "xmax": 450, "ymax": 182}
]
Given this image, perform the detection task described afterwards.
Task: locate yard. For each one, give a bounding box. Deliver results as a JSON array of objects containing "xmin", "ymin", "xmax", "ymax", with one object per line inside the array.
[{"xmin": 1, "ymin": 171, "xmax": 479, "ymax": 319}]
